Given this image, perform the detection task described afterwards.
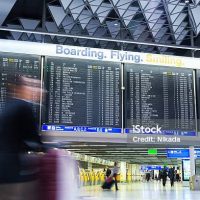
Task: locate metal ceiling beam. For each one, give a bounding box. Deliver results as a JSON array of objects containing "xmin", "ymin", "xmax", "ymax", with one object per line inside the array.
[{"xmin": 0, "ymin": 26, "xmax": 200, "ymax": 50}]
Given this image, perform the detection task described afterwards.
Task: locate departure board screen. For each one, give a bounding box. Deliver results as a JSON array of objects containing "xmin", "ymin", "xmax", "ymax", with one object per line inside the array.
[
  {"xmin": 0, "ymin": 53, "xmax": 40, "ymax": 114},
  {"xmin": 125, "ymin": 64, "xmax": 195, "ymax": 136},
  {"xmin": 196, "ymin": 70, "xmax": 200, "ymax": 131},
  {"xmin": 44, "ymin": 57, "xmax": 121, "ymax": 129}
]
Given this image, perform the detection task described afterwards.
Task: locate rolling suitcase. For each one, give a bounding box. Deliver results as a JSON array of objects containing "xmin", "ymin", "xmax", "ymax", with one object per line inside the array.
[{"xmin": 102, "ymin": 177, "xmax": 115, "ymax": 189}]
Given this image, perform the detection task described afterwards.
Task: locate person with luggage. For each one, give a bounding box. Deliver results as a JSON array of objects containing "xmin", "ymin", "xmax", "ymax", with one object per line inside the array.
[
  {"xmin": 102, "ymin": 163, "xmax": 120, "ymax": 190},
  {"xmin": 112, "ymin": 162, "xmax": 120, "ymax": 191},
  {"xmin": 102, "ymin": 167, "xmax": 114, "ymax": 190}
]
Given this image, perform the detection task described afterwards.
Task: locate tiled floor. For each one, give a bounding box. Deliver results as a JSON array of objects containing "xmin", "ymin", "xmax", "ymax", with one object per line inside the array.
[{"xmin": 77, "ymin": 182, "xmax": 200, "ymax": 200}]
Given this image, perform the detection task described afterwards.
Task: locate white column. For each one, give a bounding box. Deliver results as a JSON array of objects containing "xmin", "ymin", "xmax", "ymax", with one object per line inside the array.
[
  {"xmin": 88, "ymin": 162, "xmax": 92, "ymax": 170},
  {"xmin": 120, "ymin": 162, "xmax": 127, "ymax": 182},
  {"xmin": 190, "ymin": 146, "xmax": 196, "ymax": 177}
]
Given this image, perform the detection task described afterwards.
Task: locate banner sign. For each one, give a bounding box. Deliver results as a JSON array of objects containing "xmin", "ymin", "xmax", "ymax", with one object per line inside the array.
[
  {"xmin": 42, "ymin": 125, "xmax": 122, "ymax": 133},
  {"xmin": 167, "ymin": 149, "xmax": 200, "ymax": 158},
  {"xmin": 1, "ymin": 39, "xmax": 200, "ymax": 69},
  {"xmin": 141, "ymin": 165, "xmax": 163, "ymax": 171},
  {"xmin": 167, "ymin": 149, "xmax": 190, "ymax": 158}
]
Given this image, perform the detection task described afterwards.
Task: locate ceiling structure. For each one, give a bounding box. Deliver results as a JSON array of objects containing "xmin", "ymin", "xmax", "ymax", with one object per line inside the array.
[
  {"xmin": 1, "ymin": 0, "xmax": 200, "ymax": 56},
  {"xmin": 52, "ymin": 141, "xmax": 200, "ymax": 165}
]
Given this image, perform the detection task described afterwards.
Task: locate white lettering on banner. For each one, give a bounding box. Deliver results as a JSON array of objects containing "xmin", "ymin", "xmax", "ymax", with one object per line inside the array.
[
  {"xmin": 133, "ymin": 136, "xmax": 156, "ymax": 143},
  {"xmin": 132, "ymin": 125, "xmax": 162, "ymax": 134},
  {"xmin": 110, "ymin": 50, "xmax": 141, "ymax": 62},
  {"xmin": 1, "ymin": 39, "xmax": 200, "ymax": 68},
  {"xmin": 132, "ymin": 136, "xmax": 181, "ymax": 143},
  {"xmin": 56, "ymin": 45, "xmax": 105, "ymax": 60},
  {"xmin": 56, "ymin": 45, "xmax": 142, "ymax": 63}
]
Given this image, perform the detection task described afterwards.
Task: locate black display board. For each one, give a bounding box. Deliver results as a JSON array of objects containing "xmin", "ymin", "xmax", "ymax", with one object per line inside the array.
[
  {"xmin": 196, "ymin": 70, "xmax": 200, "ymax": 130},
  {"xmin": 0, "ymin": 53, "xmax": 41, "ymax": 114},
  {"xmin": 125, "ymin": 64, "xmax": 195, "ymax": 135},
  {"xmin": 44, "ymin": 57, "xmax": 121, "ymax": 128}
]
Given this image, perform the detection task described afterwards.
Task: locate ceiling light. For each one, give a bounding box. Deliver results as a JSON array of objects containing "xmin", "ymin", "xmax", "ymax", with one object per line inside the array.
[
  {"xmin": 66, "ymin": 149, "xmax": 81, "ymax": 151},
  {"xmin": 69, "ymin": 145, "xmax": 88, "ymax": 147},
  {"xmin": 89, "ymin": 145, "xmax": 108, "ymax": 147}
]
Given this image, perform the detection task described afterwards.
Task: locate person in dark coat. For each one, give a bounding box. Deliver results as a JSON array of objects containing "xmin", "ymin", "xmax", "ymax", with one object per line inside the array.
[
  {"xmin": 106, "ymin": 168, "xmax": 112, "ymax": 178},
  {"xmin": 0, "ymin": 74, "xmax": 43, "ymax": 200},
  {"xmin": 168, "ymin": 167, "xmax": 175, "ymax": 187},
  {"xmin": 146, "ymin": 171, "xmax": 151, "ymax": 182},
  {"xmin": 161, "ymin": 166, "xmax": 168, "ymax": 187}
]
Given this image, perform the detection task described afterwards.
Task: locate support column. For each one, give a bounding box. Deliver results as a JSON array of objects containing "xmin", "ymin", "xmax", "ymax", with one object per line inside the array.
[
  {"xmin": 190, "ymin": 146, "xmax": 196, "ymax": 177},
  {"xmin": 120, "ymin": 162, "xmax": 127, "ymax": 182},
  {"xmin": 88, "ymin": 162, "xmax": 92, "ymax": 170}
]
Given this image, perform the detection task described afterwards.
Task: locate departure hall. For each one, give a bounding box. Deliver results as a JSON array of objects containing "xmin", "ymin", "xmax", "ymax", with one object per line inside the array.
[{"xmin": 1, "ymin": 1, "xmax": 200, "ymax": 200}]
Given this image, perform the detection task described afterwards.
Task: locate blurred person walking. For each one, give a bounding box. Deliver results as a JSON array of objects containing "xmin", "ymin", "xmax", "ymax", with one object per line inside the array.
[
  {"xmin": 112, "ymin": 162, "xmax": 120, "ymax": 191},
  {"xmin": 0, "ymin": 74, "xmax": 43, "ymax": 200},
  {"xmin": 168, "ymin": 167, "xmax": 175, "ymax": 187},
  {"xmin": 161, "ymin": 166, "xmax": 168, "ymax": 187},
  {"xmin": 146, "ymin": 171, "xmax": 151, "ymax": 182}
]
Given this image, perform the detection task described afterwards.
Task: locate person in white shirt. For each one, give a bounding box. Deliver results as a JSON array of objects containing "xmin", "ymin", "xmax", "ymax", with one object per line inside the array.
[{"xmin": 112, "ymin": 162, "xmax": 119, "ymax": 190}]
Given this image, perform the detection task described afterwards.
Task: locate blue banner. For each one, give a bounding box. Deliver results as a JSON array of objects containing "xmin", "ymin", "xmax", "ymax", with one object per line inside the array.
[
  {"xmin": 41, "ymin": 125, "xmax": 122, "ymax": 133},
  {"xmin": 167, "ymin": 149, "xmax": 190, "ymax": 158},
  {"xmin": 141, "ymin": 166, "xmax": 163, "ymax": 171},
  {"xmin": 195, "ymin": 149, "xmax": 200, "ymax": 158}
]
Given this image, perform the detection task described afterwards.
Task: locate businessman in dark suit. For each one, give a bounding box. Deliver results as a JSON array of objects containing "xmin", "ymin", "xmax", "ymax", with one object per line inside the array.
[{"xmin": 0, "ymin": 74, "xmax": 43, "ymax": 200}]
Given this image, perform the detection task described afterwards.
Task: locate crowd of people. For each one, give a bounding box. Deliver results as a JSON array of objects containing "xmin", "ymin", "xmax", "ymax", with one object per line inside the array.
[{"xmin": 145, "ymin": 166, "xmax": 181, "ymax": 187}]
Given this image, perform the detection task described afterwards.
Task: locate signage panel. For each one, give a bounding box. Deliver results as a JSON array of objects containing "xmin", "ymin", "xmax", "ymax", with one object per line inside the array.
[
  {"xmin": 141, "ymin": 165, "xmax": 163, "ymax": 171},
  {"xmin": 167, "ymin": 149, "xmax": 190, "ymax": 158},
  {"xmin": 1, "ymin": 39, "xmax": 200, "ymax": 69},
  {"xmin": 0, "ymin": 52, "xmax": 40, "ymax": 115},
  {"xmin": 43, "ymin": 57, "xmax": 121, "ymax": 129},
  {"xmin": 41, "ymin": 125, "xmax": 122, "ymax": 133},
  {"xmin": 182, "ymin": 159, "xmax": 191, "ymax": 181},
  {"xmin": 125, "ymin": 64, "xmax": 195, "ymax": 136}
]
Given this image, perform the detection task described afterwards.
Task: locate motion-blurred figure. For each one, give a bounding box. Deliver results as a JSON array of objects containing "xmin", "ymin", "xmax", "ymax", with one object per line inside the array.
[
  {"xmin": 168, "ymin": 167, "xmax": 175, "ymax": 187},
  {"xmin": 39, "ymin": 149, "xmax": 78, "ymax": 200},
  {"xmin": 161, "ymin": 166, "xmax": 168, "ymax": 187},
  {"xmin": 155, "ymin": 174, "xmax": 158, "ymax": 181},
  {"xmin": 0, "ymin": 74, "xmax": 43, "ymax": 200},
  {"xmin": 146, "ymin": 171, "xmax": 151, "ymax": 182},
  {"xmin": 158, "ymin": 170, "xmax": 162, "ymax": 181},
  {"xmin": 112, "ymin": 162, "xmax": 120, "ymax": 191},
  {"xmin": 176, "ymin": 171, "xmax": 181, "ymax": 182}
]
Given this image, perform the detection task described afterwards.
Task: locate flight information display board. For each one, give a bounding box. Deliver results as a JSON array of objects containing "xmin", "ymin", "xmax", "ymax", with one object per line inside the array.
[
  {"xmin": 125, "ymin": 64, "xmax": 195, "ymax": 136},
  {"xmin": 196, "ymin": 70, "xmax": 200, "ymax": 131},
  {"xmin": 0, "ymin": 53, "xmax": 40, "ymax": 114},
  {"xmin": 43, "ymin": 57, "xmax": 121, "ymax": 130}
]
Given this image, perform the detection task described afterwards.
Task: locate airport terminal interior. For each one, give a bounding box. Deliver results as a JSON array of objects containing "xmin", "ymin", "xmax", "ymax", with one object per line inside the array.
[{"xmin": 2, "ymin": 0, "xmax": 200, "ymax": 200}]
